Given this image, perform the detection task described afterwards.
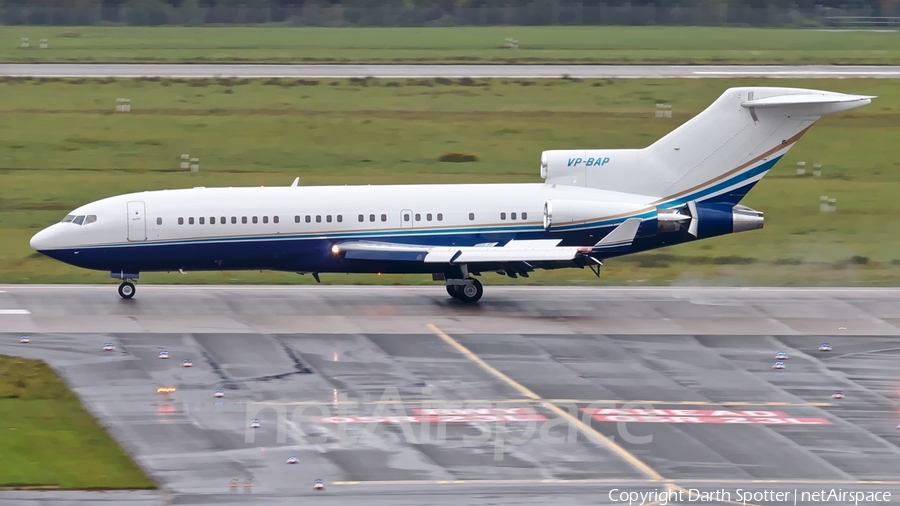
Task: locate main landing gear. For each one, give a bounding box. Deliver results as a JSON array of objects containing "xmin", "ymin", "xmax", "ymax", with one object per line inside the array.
[
  {"xmin": 446, "ymin": 278, "xmax": 483, "ymax": 303},
  {"xmin": 118, "ymin": 281, "xmax": 136, "ymax": 299}
]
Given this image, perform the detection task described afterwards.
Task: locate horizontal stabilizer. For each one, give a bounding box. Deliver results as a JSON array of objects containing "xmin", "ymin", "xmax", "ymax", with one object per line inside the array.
[{"xmin": 741, "ymin": 93, "xmax": 875, "ymax": 108}]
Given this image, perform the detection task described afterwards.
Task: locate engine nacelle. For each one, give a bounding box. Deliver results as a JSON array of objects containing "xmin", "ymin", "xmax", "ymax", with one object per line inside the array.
[
  {"xmin": 656, "ymin": 203, "xmax": 763, "ymax": 238},
  {"xmin": 543, "ymin": 199, "xmax": 645, "ymax": 231}
]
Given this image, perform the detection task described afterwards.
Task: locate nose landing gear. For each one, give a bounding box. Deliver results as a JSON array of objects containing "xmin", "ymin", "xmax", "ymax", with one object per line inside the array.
[{"xmin": 111, "ymin": 271, "xmax": 140, "ymax": 299}]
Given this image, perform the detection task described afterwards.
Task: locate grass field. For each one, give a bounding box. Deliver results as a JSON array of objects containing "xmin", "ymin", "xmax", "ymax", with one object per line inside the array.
[
  {"xmin": 1, "ymin": 76, "xmax": 898, "ymax": 286},
  {"xmin": 1, "ymin": 26, "xmax": 899, "ymax": 65},
  {"xmin": 0, "ymin": 355, "xmax": 155, "ymax": 489}
]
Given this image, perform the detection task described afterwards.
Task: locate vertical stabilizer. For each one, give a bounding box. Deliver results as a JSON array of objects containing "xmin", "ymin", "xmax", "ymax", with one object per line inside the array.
[
  {"xmin": 644, "ymin": 87, "xmax": 872, "ymax": 206},
  {"xmin": 541, "ymin": 87, "xmax": 873, "ymax": 206}
]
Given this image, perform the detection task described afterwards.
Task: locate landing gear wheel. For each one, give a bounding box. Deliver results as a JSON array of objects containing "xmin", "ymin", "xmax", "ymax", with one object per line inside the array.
[
  {"xmin": 118, "ymin": 281, "xmax": 136, "ymax": 299},
  {"xmin": 446, "ymin": 284, "xmax": 460, "ymax": 299},
  {"xmin": 456, "ymin": 279, "xmax": 483, "ymax": 303}
]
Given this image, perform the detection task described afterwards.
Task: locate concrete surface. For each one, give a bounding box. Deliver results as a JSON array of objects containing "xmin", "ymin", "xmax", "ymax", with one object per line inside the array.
[{"xmin": 1, "ymin": 286, "xmax": 899, "ymax": 506}]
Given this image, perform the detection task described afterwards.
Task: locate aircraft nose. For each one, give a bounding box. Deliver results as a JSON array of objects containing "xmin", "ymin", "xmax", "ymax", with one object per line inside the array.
[{"xmin": 30, "ymin": 227, "xmax": 55, "ymax": 252}]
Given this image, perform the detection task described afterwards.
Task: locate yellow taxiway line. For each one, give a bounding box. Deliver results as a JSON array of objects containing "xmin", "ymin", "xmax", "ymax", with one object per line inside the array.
[{"xmin": 427, "ymin": 323, "xmax": 665, "ymax": 481}]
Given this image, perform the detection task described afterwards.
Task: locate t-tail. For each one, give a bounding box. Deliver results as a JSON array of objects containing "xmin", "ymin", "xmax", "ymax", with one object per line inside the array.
[{"xmin": 540, "ymin": 87, "xmax": 873, "ymax": 239}]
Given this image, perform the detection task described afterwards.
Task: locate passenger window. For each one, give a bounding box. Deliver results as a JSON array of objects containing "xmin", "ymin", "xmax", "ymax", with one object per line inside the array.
[
  {"xmin": 522, "ymin": 212, "xmax": 527, "ymax": 220},
  {"xmin": 415, "ymin": 213, "xmax": 421, "ymax": 221},
  {"xmin": 157, "ymin": 217, "xmax": 162, "ymax": 225},
  {"xmin": 189, "ymin": 217, "xmax": 195, "ymax": 225},
  {"xmin": 199, "ymin": 217, "xmax": 205, "ymax": 225},
  {"xmin": 316, "ymin": 215, "xmax": 321, "ymax": 223},
  {"xmin": 73, "ymin": 215, "xmax": 85, "ymax": 225},
  {"xmin": 369, "ymin": 214, "xmax": 375, "ymax": 222},
  {"xmin": 437, "ymin": 213, "xmax": 443, "ymax": 221},
  {"xmin": 210, "ymin": 216, "xmax": 215, "ymax": 224},
  {"xmin": 358, "ymin": 214, "xmax": 364, "ymax": 222},
  {"xmin": 263, "ymin": 216, "xmax": 269, "ymax": 224},
  {"xmin": 178, "ymin": 217, "xmax": 184, "ymax": 225},
  {"xmin": 511, "ymin": 212, "xmax": 516, "ymax": 220},
  {"xmin": 242, "ymin": 217, "xmax": 247, "ymax": 224},
  {"xmin": 305, "ymin": 215, "xmax": 311, "ymax": 223},
  {"xmin": 337, "ymin": 215, "xmax": 343, "ymax": 223},
  {"xmin": 500, "ymin": 212, "xmax": 506, "ymax": 220},
  {"xmin": 326, "ymin": 215, "xmax": 332, "ymax": 223},
  {"xmin": 469, "ymin": 213, "xmax": 475, "ymax": 221},
  {"xmin": 426, "ymin": 213, "xmax": 432, "ymax": 221},
  {"xmin": 403, "ymin": 213, "xmax": 410, "ymax": 222},
  {"xmin": 252, "ymin": 217, "xmax": 258, "ymax": 224},
  {"xmin": 295, "ymin": 215, "xmax": 300, "ymax": 223},
  {"xmin": 273, "ymin": 216, "xmax": 279, "ymax": 224},
  {"xmin": 84, "ymin": 215, "xmax": 97, "ymax": 225},
  {"xmin": 231, "ymin": 217, "xmax": 237, "ymax": 224},
  {"xmin": 381, "ymin": 214, "xmax": 386, "ymax": 222},
  {"xmin": 61, "ymin": 214, "xmax": 75, "ymax": 223}
]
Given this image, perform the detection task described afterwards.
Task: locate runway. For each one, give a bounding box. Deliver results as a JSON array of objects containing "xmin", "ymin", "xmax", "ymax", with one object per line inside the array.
[
  {"xmin": 3, "ymin": 64, "xmax": 900, "ymax": 79},
  {"xmin": 1, "ymin": 285, "xmax": 900, "ymax": 505}
]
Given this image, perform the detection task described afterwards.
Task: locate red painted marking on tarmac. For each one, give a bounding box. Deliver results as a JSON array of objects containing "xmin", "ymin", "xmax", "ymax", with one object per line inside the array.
[
  {"xmin": 412, "ymin": 407, "xmax": 538, "ymax": 415},
  {"xmin": 314, "ymin": 413, "xmax": 546, "ymax": 424},
  {"xmin": 581, "ymin": 408, "xmax": 830, "ymax": 425}
]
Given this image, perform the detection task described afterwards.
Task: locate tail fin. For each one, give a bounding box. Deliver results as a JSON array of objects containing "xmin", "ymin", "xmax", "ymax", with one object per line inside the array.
[{"xmin": 541, "ymin": 87, "xmax": 873, "ymax": 206}]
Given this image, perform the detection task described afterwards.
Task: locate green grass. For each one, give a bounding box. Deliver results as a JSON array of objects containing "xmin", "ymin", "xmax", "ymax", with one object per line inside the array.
[
  {"xmin": 1, "ymin": 76, "xmax": 899, "ymax": 286},
  {"xmin": 0, "ymin": 355, "xmax": 155, "ymax": 489},
  {"xmin": 1, "ymin": 26, "xmax": 899, "ymax": 65}
]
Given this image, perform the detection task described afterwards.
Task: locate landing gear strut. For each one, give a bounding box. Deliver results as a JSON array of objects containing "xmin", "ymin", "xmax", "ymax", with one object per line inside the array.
[
  {"xmin": 446, "ymin": 278, "xmax": 483, "ymax": 303},
  {"xmin": 118, "ymin": 281, "xmax": 136, "ymax": 299}
]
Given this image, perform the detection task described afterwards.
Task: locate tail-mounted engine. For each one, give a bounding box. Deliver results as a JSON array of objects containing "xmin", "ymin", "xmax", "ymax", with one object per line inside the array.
[{"xmin": 657, "ymin": 202, "xmax": 763, "ymax": 239}]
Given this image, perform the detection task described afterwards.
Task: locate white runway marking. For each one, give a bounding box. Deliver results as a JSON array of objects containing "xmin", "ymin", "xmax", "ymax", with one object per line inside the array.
[
  {"xmin": 0, "ymin": 309, "xmax": 30, "ymax": 315},
  {"xmin": 3, "ymin": 64, "xmax": 900, "ymax": 79}
]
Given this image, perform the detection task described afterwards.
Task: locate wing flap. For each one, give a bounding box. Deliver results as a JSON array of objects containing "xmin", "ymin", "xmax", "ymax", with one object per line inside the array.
[
  {"xmin": 336, "ymin": 240, "xmax": 588, "ymax": 264},
  {"xmin": 335, "ymin": 219, "xmax": 642, "ymax": 264},
  {"xmin": 427, "ymin": 246, "xmax": 589, "ymax": 264}
]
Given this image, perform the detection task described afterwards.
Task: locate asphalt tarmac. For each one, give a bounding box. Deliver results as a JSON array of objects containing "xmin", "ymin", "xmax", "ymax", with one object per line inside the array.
[
  {"xmin": 1, "ymin": 285, "xmax": 899, "ymax": 506},
  {"xmin": 2, "ymin": 64, "xmax": 900, "ymax": 79}
]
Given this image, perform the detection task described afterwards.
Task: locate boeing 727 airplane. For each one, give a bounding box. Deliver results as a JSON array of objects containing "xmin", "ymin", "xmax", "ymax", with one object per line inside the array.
[{"xmin": 30, "ymin": 86, "xmax": 872, "ymax": 302}]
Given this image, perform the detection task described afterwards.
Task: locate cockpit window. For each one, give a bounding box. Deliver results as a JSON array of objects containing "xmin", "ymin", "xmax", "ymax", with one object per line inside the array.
[
  {"xmin": 61, "ymin": 215, "xmax": 75, "ymax": 223},
  {"xmin": 73, "ymin": 215, "xmax": 85, "ymax": 225},
  {"xmin": 83, "ymin": 215, "xmax": 97, "ymax": 225}
]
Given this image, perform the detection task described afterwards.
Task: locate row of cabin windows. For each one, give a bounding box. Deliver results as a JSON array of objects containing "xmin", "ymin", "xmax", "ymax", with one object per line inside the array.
[
  {"xmin": 403, "ymin": 212, "xmax": 444, "ymax": 222},
  {"xmin": 176, "ymin": 216, "xmax": 280, "ymax": 225},
  {"xmin": 299, "ymin": 215, "xmax": 345, "ymax": 223},
  {"xmin": 500, "ymin": 212, "xmax": 528, "ymax": 221},
  {"xmin": 168, "ymin": 213, "xmax": 474, "ymax": 226},
  {"xmin": 165, "ymin": 213, "xmax": 468, "ymax": 225}
]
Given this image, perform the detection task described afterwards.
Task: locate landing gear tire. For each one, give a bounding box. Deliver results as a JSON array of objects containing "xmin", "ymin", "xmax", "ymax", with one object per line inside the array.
[
  {"xmin": 118, "ymin": 281, "xmax": 136, "ymax": 300},
  {"xmin": 456, "ymin": 279, "xmax": 483, "ymax": 303},
  {"xmin": 446, "ymin": 284, "xmax": 460, "ymax": 299}
]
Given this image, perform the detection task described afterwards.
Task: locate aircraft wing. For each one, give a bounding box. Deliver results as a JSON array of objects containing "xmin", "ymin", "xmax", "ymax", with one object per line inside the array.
[{"xmin": 335, "ymin": 218, "xmax": 642, "ymax": 266}]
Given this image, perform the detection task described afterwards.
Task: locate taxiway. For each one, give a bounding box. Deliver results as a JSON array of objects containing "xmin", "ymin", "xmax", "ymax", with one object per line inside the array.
[{"xmin": 1, "ymin": 285, "xmax": 899, "ymax": 505}]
